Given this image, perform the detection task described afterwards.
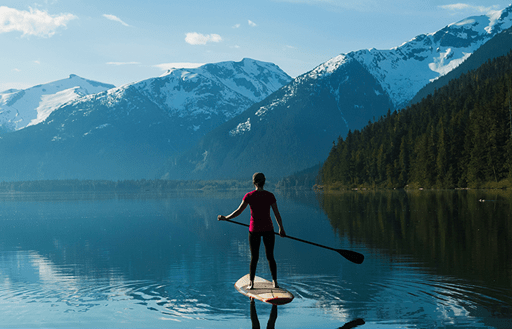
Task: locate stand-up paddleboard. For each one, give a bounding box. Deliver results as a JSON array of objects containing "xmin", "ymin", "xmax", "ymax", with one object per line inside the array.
[{"xmin": 235, "ymin": 274, "xmax": 294, "ymax": 305}]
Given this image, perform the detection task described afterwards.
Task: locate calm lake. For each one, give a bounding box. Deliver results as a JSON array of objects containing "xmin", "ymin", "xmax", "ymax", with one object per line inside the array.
[{"xmin": 0, "ymin": 189, "xmax": 510, "ymax": 328}]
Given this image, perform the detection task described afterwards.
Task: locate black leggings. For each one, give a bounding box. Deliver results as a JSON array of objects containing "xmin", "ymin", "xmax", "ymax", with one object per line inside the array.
[{"xmin": 249, "ymin": 231, "xmax": 277, "ymax": 282}]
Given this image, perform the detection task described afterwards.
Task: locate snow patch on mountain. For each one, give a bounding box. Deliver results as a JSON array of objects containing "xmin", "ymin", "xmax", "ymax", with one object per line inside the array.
[
  {"xmin": 0, "ymin": 75, "xmax": 115, "ymax": 131},
  {"xmin": 210, "ymin": 59, "xmax": 288, "ymax": 101},
  {"xmin": 29, "ymin": 87, "xmax": 84, "ymax": 127},
  {"xmin": 486, "ymin": 9, "xmax": 506, "ymax": 33},
  {"xmin": 122, "ymin": 58, "xmax": 291, "ymax": 122},
  {"xmin": 83, "ymin": 123, "xmax": 112, "ymax": 137},
  {"xmin": 307, "ymin": 54, "xmax": 348, "ymax": 80},
  {"xmin": 229, "ymin": 117, "xmax": 251, "ymax": 136},
  {"xmin": 429, "ymin": 50, "xmax": 472, "ymax": 76}
]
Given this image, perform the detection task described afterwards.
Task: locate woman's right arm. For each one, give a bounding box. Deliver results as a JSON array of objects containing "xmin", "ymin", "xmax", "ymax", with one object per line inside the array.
[{"xmin": 218, "ymin": 200, "xmax": 248, "ymax": 221}]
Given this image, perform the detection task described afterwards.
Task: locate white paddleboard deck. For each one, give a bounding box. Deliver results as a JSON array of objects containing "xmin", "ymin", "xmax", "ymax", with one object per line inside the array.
[{"xmin": 235, "ymin": 274, "xmax": 294, "ymax": 305}]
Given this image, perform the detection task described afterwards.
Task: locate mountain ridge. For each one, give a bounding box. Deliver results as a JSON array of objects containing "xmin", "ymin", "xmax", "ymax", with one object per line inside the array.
[
  {"xmin": 335, "ymin": 5, "xmax": 512, "ymax": 109},
  {"xmin": 0, "ymin": 58, "xmax": 291, "ymax": 181},
  {"xmin": 0, "ymin": 75, "xmax": 115, "ymax": 132},
  {"xmin": 2, "ymin": 6, "xmax": 512, "ymax": 181},
  {"xmin": 410, "ymin": 25, "xmax": 512, "ymax": 105},
  {"xmin": 164, "ymin": 5, "xmax": 512, "ymax": 180}
]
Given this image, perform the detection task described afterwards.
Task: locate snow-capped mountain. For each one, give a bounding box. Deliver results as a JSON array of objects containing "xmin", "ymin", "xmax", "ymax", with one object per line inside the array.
[
  {"xmin": 2, "ymin": 5, "xmax": 512, "ymax": 182},
  {"xmin": 0, "ymin": 59, "xmax": 291, "ymax": 181},
  {"xmin": 411, "ymin": 24, "xmax": 512, "ymax": 105},
  {"xmin": 160, "ymin": 58, "xmax": 289, "ymax": 103},
  {"xmin": 165, "ymin": 6, "xmax": 512, "ymax": 179},
  {"xmin": 315, "ymin": 5, "xmax": 512, "ymax": 110},
  {"xmin": 0, "ymin": 75, "xmax": 115, "ymax": 132},
  {"xmin": 99, "ymin": 58, "xmax": 291, "ymax": 138},
  {"xmin": 43, "ymin": 58, "xmax": 291, "ymax": 152},
  {"xmin": 168, "ymin": 55, "xmax": 393, "ymax": 179}
]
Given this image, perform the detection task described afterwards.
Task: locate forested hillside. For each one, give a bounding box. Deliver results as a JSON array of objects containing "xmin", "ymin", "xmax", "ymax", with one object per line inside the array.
[{"xmin": 321, "ymin": 51, "xmax": 512, "ymax": 189}]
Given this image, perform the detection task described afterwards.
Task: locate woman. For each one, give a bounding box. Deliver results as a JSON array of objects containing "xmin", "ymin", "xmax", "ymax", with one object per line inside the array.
[{"xmin": 218, "ymin": 173, "xmax": 286, "ymax": 289}]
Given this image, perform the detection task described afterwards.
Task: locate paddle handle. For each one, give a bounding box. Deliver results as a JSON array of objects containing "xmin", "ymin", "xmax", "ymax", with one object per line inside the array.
[{"xmin": 223, "ymin": 219, "xmax": 364, "ymax": 264}]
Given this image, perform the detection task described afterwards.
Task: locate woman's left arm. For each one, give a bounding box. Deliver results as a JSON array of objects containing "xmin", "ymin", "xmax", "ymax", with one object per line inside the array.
[{"xmin": 271, "ymin": 203, "xmax": 286, "ymax": 237}]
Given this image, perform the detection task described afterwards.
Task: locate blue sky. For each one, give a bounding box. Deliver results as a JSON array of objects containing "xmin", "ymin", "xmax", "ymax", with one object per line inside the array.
[{"xmin": 1, "ymin": 0, "xmax": 511, "ymax": 91}]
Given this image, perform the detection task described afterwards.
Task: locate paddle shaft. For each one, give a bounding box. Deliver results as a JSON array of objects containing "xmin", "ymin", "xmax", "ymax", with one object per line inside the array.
[{"xmin": 223, "ymin": 219, "xmax": 364, "ymax": 264}]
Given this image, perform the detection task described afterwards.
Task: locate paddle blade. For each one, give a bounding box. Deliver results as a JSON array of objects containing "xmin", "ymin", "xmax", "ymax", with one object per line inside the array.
[{"xmin": 337, "ymin": 249, "xmax": 364, "ymax": 264}]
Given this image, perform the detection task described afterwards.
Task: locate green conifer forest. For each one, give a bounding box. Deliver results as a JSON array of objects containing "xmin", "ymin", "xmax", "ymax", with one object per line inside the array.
[{"xmin": 321, "ymin": 51, "xmax": 512, "ymax": 189}]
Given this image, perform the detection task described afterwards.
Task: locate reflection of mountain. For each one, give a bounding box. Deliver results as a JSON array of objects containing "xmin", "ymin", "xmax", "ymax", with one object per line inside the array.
[
  {"xmin": 0, "ymin": 193, "xmax": 248, "ymax": 325},
  {"xmin": 0, "ymin": 193, "xmax": 233, "ymax": 280}
]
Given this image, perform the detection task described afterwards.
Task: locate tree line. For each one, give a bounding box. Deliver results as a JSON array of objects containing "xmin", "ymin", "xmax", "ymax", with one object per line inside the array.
[
  {"xmin": 321, "ymin": 51, "xmax": 512, "ymax": 189},
  {"xmin": 0, "ymin": 179, "xmax": 253, "ymax": 193}
]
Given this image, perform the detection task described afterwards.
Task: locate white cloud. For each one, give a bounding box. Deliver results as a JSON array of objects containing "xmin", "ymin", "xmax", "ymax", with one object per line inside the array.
[
  {"xmin": 439, "ymin": 3, "xmax": 471, "ymax": 11},
  {"xmin": 103, "ymin": 14, "xmax": 130, "ymax": 27},
  {"xmin": 233, "ymin": 23, "xmax": 241, "ymax": 28},
  {"xmin": 154, "ymin": 62, "xmax": 205, "ymax": 72},
  {"xmin": 106, "ymin": 61, "xmax": 140, "ymax": 65},
  {"xmin": 248, "ymin": 20, "xmax": 257, "ymax": 27},
  {"xmin": 273, "ymin": 0, "xmax": 379, "ymax": 12},
  {"xmin": 0, "ymin": 6, "xmax": 77, "ymax": 37},
  {"xmin": 439, "ymin": 3, "xmax": 500, "ymax": 15},
  {"xmin": 280, "ymin": 0, "xmax": 505, "ymax": 14},
  {"xmin": 185, "ymin": 32, "xmax": 222, "ymax": 45}
]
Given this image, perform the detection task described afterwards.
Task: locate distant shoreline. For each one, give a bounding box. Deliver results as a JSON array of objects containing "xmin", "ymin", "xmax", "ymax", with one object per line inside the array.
[
  {"xmin": 0, "ymin": 179, "xmax": 254, "ymax": 193},
  {"xmin": 1, "ymin": 178, "xmax": 510, "ymax": 194}
]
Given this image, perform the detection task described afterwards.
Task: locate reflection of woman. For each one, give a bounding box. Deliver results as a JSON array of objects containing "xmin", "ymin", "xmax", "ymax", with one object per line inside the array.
[
  {"xmin": 251, "ymin": 299, "xmax": 277, "ymax": 329},
  {"xmin": 218, "ymin": 173, "xmax": 286, "ymax": 289}
]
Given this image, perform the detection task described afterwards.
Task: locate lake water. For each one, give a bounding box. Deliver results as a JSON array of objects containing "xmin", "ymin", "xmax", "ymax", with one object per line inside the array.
[{"xmin": 0, "ymin": 189, "xmax": 510, "ymax": 328}]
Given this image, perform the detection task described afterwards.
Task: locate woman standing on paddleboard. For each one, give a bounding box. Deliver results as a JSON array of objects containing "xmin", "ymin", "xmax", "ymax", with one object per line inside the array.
[{"xmin": 218, "ymin": 172, "xmax": 286, "ymax": 289}]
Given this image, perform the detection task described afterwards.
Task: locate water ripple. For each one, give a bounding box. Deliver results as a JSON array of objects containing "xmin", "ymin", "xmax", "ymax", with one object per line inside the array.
[
  {"xmin": 0, "ymin": 278, "xmax": 240, "ymax": 326},
  {"xmin": 277, "ymin": 272, "xmax": 512, "ymax": 328}
]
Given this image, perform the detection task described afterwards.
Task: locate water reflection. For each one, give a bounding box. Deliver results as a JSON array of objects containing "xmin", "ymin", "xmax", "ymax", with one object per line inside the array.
[
  {"xmin": 0, "ymin": 190, "xmax": 511, "ymax": 328},
  {"xmin": 316, "ymin": 189, "xmax": 512, "ymax": 328},
  {"xmin": 250, "ymin": 300, "xmax": 278, "ymax": 328},
  {"xmin": 317, "ymin": 190, "xmax": 512, "ymax": 287},
  {"xmin": 247, "ymin": 297, "xmax": 364, "ymax": 329},
  {"xmin": 0, "ymin": 191, "xmax": 247, "ymax": 327}
]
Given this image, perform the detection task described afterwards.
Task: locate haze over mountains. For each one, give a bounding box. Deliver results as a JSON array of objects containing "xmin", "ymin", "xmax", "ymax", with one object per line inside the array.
[{"xmin": 1, "ymin": 6, "xmax": 512, "ymax": 182}]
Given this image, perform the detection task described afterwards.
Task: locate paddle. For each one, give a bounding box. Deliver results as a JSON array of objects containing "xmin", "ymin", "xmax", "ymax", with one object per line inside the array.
[{"xmin": 223, "ymin": 219, "xmax": 364, "ymax": 264}]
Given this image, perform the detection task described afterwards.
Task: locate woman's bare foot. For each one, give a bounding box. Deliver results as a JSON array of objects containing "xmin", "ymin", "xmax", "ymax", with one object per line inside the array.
[
  {"xmin": 248, "ymin": 281, "xmax": 254, "ymax": 290},
  {"xmin": 272, "ymin": 280, "xmax": 279, "ymax": 288}
]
